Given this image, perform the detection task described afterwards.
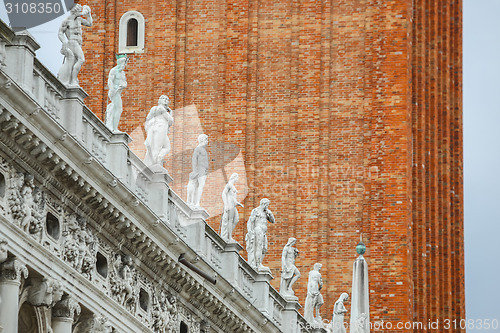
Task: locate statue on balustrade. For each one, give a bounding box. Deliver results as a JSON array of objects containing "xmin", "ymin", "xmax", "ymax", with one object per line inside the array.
[
  {"xmin": 186, "ymin": 134, "xmax": 209, "ymax": 207},
  {"xmin": 280, "ymin": 237, "xmax": 300, "ymax": 299},
  {"xmin": 245, "ymin": 198, "xmax": 275, "ymax": 272},
  {"xmin": 304, "ymin": 263, "xmax": 324, "ymax": 326},
  {"xmin": 220, "ymin": 173, "xmax": 244, "ymax": 242},
  {"xmin": 105, "ymin": 55, "xmax": 128, "ymax": 133},
  {"xmin": 144, "ymin": 95, "xmax": 174, "ymax": 168},
  {"xmin": 332, "ymin": 293, "xmax": 349, "ymax": 333},
  {"xmin": 57, "ymin": 4, "xmax": 93, "ymax": 86}
]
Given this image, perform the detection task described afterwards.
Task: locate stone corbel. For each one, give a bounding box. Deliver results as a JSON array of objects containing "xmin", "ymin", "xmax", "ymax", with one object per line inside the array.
[{"xmin": 0, "ymin": 257, "xmax": 28, "ymax": 283}]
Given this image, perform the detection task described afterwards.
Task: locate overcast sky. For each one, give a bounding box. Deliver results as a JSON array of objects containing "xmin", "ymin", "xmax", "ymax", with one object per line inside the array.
[{"xmin": 1, "ymin": 0, "xmax": 499, "ymax": 330}]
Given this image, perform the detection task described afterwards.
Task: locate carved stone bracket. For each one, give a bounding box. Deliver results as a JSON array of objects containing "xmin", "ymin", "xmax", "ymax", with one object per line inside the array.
[
  {"xmin": 52, "ymin": 295, "xmax": 81, "ymax": 320},
  {"xmin": 0, "ymin": 257, "xmax": 28, "ymax": 283}
]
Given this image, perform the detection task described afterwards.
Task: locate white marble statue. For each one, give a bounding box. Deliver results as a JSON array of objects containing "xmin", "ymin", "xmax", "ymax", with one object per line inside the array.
[
  {"xmin": 105, "ymin": 55, "xmax": 128, "ymax": 133},
  {"xmin": 144, "ymin": 95, "xmax": 174, "ymax": 167},
  {"xmin": 304, "ymin": 263, "xmax": 324, "ymax": 326},
  {"xmin": 57, "ymin": 4, "xmax": 93, "ymax": 86},
  {"xmin": 245, "ymin": 198, "xmax": 275, "ymax": 272},
  {"xmin": 332, "ymin": 293, "xmax": 349, "ymax": 333},
  {"xmin": 220, "ymin": 173, "xmax": 244, "ymax": 242},
  {"xmin": 279, "ymin": 237, "xmax": 300, "ymax": 299},
  {"xmin": 186, "ymin": 134, "xmax": 209, "ymax": 207}
]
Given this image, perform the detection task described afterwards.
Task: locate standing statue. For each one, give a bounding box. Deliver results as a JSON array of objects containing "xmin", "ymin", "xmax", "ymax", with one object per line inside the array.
[
  {"xmin": 105, "ymin": 55, "xmax": 128, "ymax": 133},
  {"xmin": 57, "ymin": 4, "xmax": 93, "ymax": 86},
  {"xmin": 220, "ymin": 173, "xmax": 244, "ymax": 242},
  {"xmin": 304, "ymin": 263, "xmax": 324, "ymax": 326},
  {"xmin": 245, "ymin": 198, "xmax": 275, "ymax": 272},
  {"xmin": 280, "ymin": 237, "xmax": 300, "ymax": 299},
  {"xmin": 332, "ymin": 293, "xmax": 349, "ymax": 333},
  {"xmin": 144, "ymin": 95, "xmax": 174, "ymax": 167},
  {"xmin": 186, "ymin": 134, "xmax": 209, "ymax": 207}
]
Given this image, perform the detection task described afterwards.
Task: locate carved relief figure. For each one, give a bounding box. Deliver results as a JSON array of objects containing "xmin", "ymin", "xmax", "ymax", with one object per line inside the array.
[
  {"xmin": 220, "ymin": 173, "xmax": 244, "ymax": 242},
  {"xmin": 57, "ymin": 4, "xmax": 93, "ymax": 86},
  {"xmin": 62, "ymin": 215, "xmax": 97, "ymax": 278},
  {"xmin": 152, "ymin": 291, "xmax": 178, "ymax": 333},
  {"xmin": 28, "ymin": 187, "xmax": 46, "ymax": 239},
  {"xmin": 186, "ymin": 134, "xmax": 209, "ymax": 207},
  {"xmin": 7, "ymin": 172, "xmax": 26, "ymax": 224},
  {"xmin": 245, "ymin": 198, "xmax": 275, "ymax": 272},
  {"xmin": 279, "ymin": 237, "xmax": 300, "ymax": 299},
  {"xmin": 144, "ymin": 95, "xmax": 174, "ymax": 167},
  {"xmin": 332, "ymin": 293, "xmax": 349, "ymax": 333},
  {"xmin": 304, "ymin": 263, "xmax": 324, "ymax": 326},
  {"xmin": 19, "ymin": 174, "xmax": 35, "ymax": 232},
  {"xmin": 109, "ymin": 254, "xmax": 138, "ymax": 310},
  {"xmin": 105, "ymin": 55, "xmax": 128, "ymax": 133}
]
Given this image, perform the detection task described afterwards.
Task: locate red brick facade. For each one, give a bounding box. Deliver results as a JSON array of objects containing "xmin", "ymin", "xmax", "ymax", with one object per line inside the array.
[{"xmin": 79, "ymin": 0, "xmax": 464, "ymax": 330}]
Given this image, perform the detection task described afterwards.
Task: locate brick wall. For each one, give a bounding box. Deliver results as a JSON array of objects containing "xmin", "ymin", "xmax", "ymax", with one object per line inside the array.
[{"xmin": 78, "ymin": 0, "xmax": 464, "ymax": 330}]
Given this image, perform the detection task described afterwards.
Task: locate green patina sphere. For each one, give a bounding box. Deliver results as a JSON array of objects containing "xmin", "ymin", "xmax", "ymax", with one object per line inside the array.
[{"xmin": 356, "ymin": 241, "xmax": 366, "ymax": 255}]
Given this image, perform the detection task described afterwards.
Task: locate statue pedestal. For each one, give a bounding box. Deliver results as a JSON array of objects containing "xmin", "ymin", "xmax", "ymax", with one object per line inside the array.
[
  {"xmin": 282, "ymin": 300, "xmax": 302, "ymax": 333},
  {"xmin": 253, "ymin": 270, "xmax": 273, "ymax": 316},
  {"xmin": 221, "ymin": 241, "xmax": 243, "ymax": 286},
  {"xmin": 108, "ymin": 132, "xmax": 132, "ymax": 181}
]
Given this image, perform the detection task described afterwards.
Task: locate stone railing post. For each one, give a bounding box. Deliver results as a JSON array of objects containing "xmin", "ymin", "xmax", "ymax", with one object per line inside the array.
[
  {"xmin": 52, "ymin": 295, "xmax": 81, "ymax": 333},
  {"xmin": 0, "ymin": 257, "xmax": 28, "ymax": 333},
  {"xmin": 221, "ymin": 242, "xmax": 243, "ymax": 286},
  {"xmin": 60, "ymin": 88, "xmax": 88, "ymax": 141},
  {"xmin": 253, "ymin": 271, "xmax": 273, "ymax": 316},
  {"xmin": 281, "ymin": 300, "xmax": 301, "ymax": 333},
  {"xmin": 4, "ymin": 31, "xmax": 39, "ymax": 91},
  {"xmin": 107, "ymin": 133, "xmax": 132, "ymax": 180}
]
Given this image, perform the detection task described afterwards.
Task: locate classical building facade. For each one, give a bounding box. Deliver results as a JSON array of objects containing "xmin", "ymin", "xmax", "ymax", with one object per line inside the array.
[
  {"xmin": 78, "ymin": 0, "xmax": 465, "ymax": 330},
  {"xmin": 0, "ymin": 22, "xmax": 325, "ymax": 333}
]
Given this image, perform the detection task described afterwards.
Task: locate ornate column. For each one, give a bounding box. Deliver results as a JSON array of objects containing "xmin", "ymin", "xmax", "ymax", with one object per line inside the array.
[
  {"xmin": 0, "ymin": 257, "xmax": 28, "ymax": 333},
  {"xmin": 52, "ymin": 295, "xmax": 81, "ymax": 333}
]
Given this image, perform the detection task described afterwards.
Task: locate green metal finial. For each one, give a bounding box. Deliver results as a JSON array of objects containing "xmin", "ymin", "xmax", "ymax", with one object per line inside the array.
[{"xmin": 356, "ymin": 233, "xmax": 366, "ymax": 255}]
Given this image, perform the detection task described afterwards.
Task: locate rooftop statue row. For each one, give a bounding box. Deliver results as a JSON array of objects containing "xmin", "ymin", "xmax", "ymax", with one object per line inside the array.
[{"xmin": 53, "ymin": 6, "xmax": 371, "ymax": 331}]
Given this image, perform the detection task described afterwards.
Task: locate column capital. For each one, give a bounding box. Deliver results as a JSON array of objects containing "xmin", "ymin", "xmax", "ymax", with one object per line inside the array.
[
  {"xmin": 52, "ymin": 295, "xmax": 81, "ymax": 321},
  {"xmin": 0, "ymin": 257, "xmax": 28, "ymax": 283}
]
